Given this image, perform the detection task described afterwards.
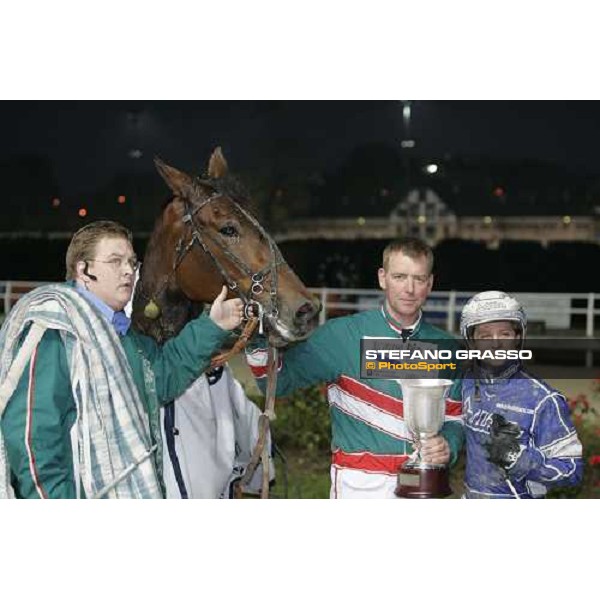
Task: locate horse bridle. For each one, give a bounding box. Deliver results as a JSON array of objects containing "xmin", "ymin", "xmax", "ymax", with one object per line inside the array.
[
  {"xmin": 143, "ymin": 181, "xmax": 286, "ymax": 333},
  {"xmin": 142, "ymin": 179, "xmax": 284, "ymax": 499}
]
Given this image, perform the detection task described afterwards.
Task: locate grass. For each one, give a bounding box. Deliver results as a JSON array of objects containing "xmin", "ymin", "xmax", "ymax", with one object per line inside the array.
[{"xmin": 270, "ymin": 449, "xmax": 331, "ymax": 499}]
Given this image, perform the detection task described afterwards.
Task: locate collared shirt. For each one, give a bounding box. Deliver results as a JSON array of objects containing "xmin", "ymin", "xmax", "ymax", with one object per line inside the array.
[
  {"xmin": 381, "ymin": 303, "xmax": 422, "ymax": 340},
  {"xmin": 75, "ymin": 282, "xmax": 131, "ymax": 336}
]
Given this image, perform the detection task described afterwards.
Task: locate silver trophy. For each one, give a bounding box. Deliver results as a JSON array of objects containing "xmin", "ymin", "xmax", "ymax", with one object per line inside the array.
[{"xmin": 395, "ymin": 378, "xmax": 453, "ymax": 498}]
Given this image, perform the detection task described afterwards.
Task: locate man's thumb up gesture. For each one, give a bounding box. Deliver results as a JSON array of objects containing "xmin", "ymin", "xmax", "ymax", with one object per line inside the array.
[{"xmin": 209, "ymin": 285, "xmax": 244, "ymax": 331}]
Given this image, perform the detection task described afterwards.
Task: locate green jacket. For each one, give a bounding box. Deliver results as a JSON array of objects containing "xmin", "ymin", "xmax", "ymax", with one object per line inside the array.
[{"xmin": 1, "ymin": 313, "xmax": 230, "ymax": 499}]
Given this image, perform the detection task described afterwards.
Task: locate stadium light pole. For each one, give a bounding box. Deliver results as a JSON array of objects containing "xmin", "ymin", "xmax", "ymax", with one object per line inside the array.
[{"xmin": 400, "ymin": 100, "xmax": 416, "ymax": 201}]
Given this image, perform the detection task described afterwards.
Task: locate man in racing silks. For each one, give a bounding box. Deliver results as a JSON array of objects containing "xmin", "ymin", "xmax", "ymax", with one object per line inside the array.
[
  {"xmin": 460, "ymin": 290, "xmax": 583, "ymax": 499},
  {"xmin": 246, "ymin": 237, "xmax": 464, "ymax": 499}
]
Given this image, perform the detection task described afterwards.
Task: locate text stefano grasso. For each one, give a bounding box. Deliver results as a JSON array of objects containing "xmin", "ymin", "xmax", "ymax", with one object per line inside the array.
[{"xmin": 363, "ymin": 349, "xmax": 532, "ymax": 361}]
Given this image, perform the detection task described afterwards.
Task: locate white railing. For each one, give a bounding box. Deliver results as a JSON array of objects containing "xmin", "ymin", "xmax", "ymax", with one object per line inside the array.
[
  {"xmin": 0, "ymin": 281, "xmax": 54, "ymax": 317},
  {"xmin": 308, "ymin": 287, "xmax": 600, "ymax": 337},
  {"xmin": 2, "ymin": 281, "xmax": 599, "ymax": 338}
]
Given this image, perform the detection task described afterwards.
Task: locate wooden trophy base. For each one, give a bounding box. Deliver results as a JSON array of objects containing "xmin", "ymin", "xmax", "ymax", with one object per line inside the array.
[{"xmin": 395, "ymin": 464, "xmax": 452, "ymax": 499}]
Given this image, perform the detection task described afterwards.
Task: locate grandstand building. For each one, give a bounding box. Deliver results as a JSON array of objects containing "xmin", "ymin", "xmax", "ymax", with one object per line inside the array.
[{"xmin": 274, "ymin": 187, "xmax": 600, "ymax": 248}]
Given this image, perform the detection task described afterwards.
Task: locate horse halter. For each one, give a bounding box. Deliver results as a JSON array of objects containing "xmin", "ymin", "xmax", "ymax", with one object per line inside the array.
[{"xmin": 144, "ymin": 181, "xmax": 285, "ymax": 333}]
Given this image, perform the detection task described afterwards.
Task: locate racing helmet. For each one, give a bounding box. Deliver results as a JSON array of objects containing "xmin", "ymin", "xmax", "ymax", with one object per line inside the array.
[{"xmin": 460, "ymin": 291, "xmax": 527, "ymax": 341}]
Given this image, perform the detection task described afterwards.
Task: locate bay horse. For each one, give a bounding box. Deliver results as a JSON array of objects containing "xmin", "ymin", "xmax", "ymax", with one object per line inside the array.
[
  {"xmin": 131, "ymin": 148, "xmax": 320, "ymax": 498},
  {"xmin": 131, "ymin": 147, "xmax": 320, "ymax": 347}
]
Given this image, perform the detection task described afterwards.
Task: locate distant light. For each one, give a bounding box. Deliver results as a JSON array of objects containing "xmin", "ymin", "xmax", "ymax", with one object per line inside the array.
[
  {"xmin": 425, "ymin": 164, "xmax": 438, "ymax": 174},
  {"xmin": 483, "ymin": 216, "xmax": 492, "ymax": 225},
  {"xmin": 78, "ymin": 208, "xmax": 87, "ymax": 217},
  {"xmin": 493, "ymin": 187, "xmax": 505, "ymax": 197},
  {"xmin": 118, "ymin": 195, "xmax": 126, "ymax": 204},
  {"xmin": 380, "ymin": 188, "xmax": 390, "ymax": 197},
  {"xmin": 563, "ymin": 215, "xmax": 572, "ymax": 225},
  {"xmin": 417, "ymin": 215, "xmax": 427, "ymax": 224},
  {"xmin": 357, "ymin": 217, "xmax": 366, "ymax": 226},
  {"xmin": 128, "ymin": 149, "xmax": 143, "ymax": 159},
  {"xmin": 403, "ymin": 104, "xmax": 411, "ymax": 120},
  {"xmin": 401, "ymin": 140, "xmax": 416, "ymax": 149},
  {"xmin": 52, "ymin": 198, "xmax": 60, "ymax": 207}
]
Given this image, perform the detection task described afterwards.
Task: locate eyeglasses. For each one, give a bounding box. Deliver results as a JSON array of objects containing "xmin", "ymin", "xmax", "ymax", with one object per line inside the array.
[{"xmin": 90, "ymin": 257, "xmax": 140, "ymax": 271}]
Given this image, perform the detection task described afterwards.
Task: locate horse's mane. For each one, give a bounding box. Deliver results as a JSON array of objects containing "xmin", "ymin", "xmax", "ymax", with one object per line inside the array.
[
  {"xmin": 134, "ymin": 284, "xmax": 204, "ymax": 344},
  {"xmin": 196, "ymin": 173, "xmax": 251, "ymax": 205},
  {"xmin": 156, "ymin": 173, "xmax": 251, "ymax": 216}
]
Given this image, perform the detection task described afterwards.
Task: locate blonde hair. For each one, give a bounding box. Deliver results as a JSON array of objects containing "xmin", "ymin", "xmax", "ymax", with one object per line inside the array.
[
  {"xmin": 65, "ymin": 220, "xmax": 133, "ymax": 280},
  {"xmin": 382, "ymin": 237, "xmax": 434, "ymax": 273}
]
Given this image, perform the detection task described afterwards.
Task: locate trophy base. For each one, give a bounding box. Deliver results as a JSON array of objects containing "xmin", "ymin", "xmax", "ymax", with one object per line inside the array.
[{"xmin": 394, "ymin": 464, "xmax": 452, "ymax": 499}]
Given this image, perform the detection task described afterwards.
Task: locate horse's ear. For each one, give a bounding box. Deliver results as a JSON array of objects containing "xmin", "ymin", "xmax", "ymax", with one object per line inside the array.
[
  {"xmin": 207, "ymin": 147, "xmax": 228, "ymax": 179},
  {"xmin": 154, "ymin": 158, "xmax": 195, "ymax": 197}
]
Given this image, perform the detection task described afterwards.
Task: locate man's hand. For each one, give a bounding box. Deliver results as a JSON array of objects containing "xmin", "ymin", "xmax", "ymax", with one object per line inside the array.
[
  {"xmin": 209, "ymin": 285, "xmax": 244, "ymax": 331},
  {"xmin": 420, "ymin": 434, "xmax": 450, "ymax": 465},
  {"xmin": 486, "ymin": 413, "xmax": 522, "ymax": 471}
]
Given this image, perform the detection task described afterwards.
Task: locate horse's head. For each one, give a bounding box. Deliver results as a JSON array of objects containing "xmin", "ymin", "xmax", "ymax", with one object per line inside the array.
[{"xmin": 132, "ymin": 148, "xmax": 320, "ymax": 347}]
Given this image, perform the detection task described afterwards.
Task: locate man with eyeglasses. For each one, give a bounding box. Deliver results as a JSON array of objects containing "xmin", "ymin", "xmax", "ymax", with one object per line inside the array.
[
  {"xmin": 246, "ymin": 237, "xmax": 463, "ymax": 498},
  {"xmin": 0, "ymin": 220, "xmax": 244, "ymax": 499}
]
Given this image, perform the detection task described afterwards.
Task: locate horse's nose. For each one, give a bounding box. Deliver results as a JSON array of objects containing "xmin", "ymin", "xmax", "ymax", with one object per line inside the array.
[{"xmin": 295, "ymin": 299, "xmax": 321, "ymax": 325}]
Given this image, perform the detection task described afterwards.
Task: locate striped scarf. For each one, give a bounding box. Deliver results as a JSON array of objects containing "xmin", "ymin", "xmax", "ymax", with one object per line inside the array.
[{"xmin": 0, "ymin": 283, "xmax": 162, "ymax": 499}]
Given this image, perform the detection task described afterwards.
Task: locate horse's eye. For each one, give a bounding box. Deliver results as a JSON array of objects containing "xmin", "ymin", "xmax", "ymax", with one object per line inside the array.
[{"xmin": 219, "ymin": 225, "xmax": 238, "ymax": 237}]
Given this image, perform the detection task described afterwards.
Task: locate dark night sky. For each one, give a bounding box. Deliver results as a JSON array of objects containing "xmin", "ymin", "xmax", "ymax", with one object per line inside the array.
[{"xmin": 2, "ymin": 100, "xmax": 600, "ymax": 198}]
